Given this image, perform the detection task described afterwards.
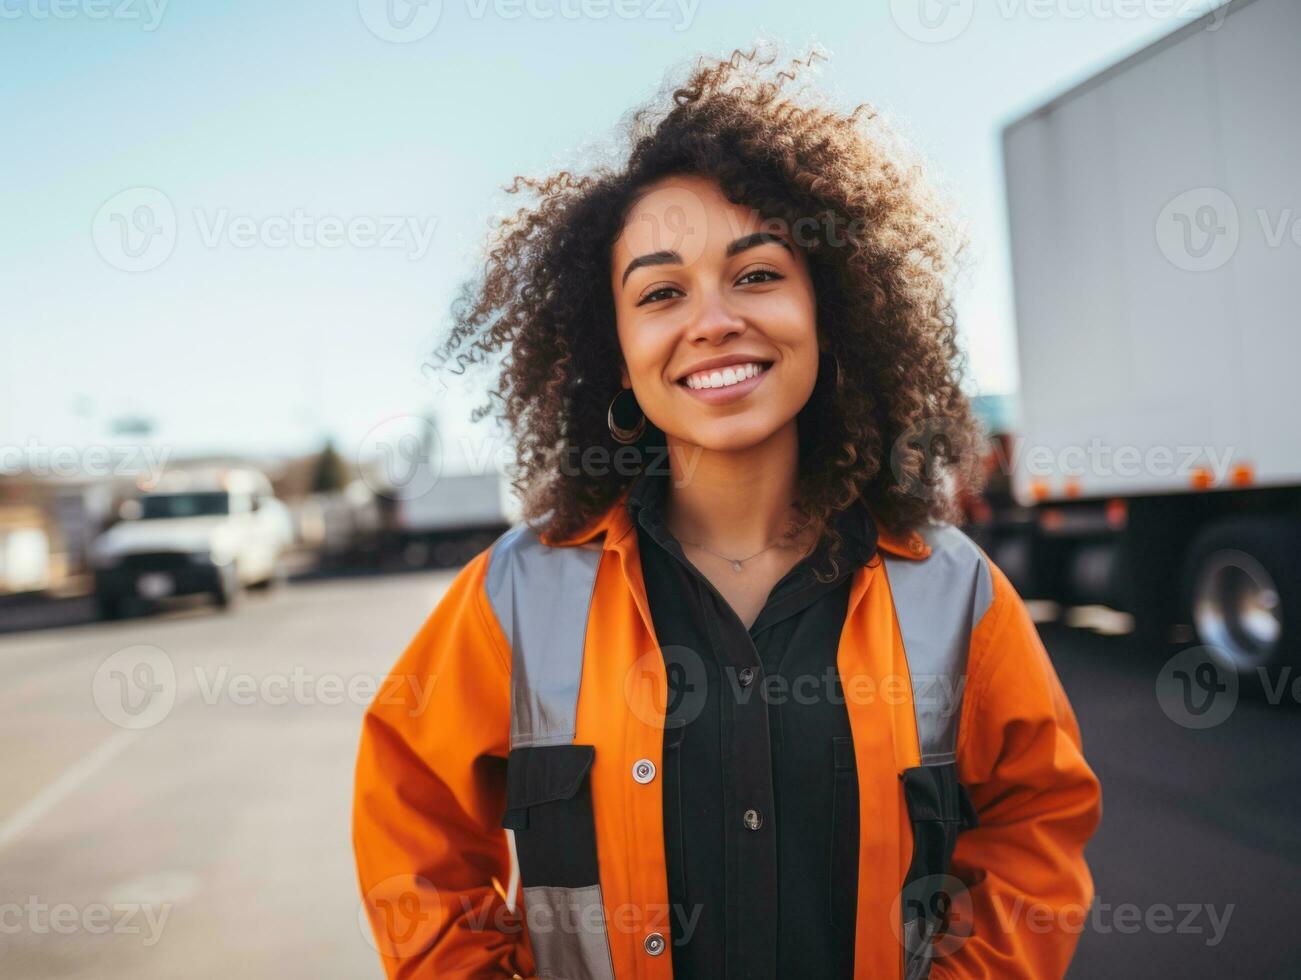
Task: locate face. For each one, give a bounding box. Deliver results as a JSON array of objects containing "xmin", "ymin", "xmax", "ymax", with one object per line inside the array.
[{"xmin": 610, "ymin": 174, "xmax": 821, "ymax": 453}]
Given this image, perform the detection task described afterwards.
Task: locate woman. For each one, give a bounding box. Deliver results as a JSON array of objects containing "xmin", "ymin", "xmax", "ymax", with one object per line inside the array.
[{"xmin": 353, "ymin": 47, "xmax": 1101, "ymax": 980}]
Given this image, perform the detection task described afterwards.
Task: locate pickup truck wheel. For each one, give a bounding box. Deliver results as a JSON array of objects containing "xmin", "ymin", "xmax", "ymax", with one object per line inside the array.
[
  {"xmin": 96, "ymin": 594, "xmax": 127, "ymax": 621},
  {"xmin": 1183, "ymin": 516, "xmax": 1301, "ymax": 681},
  {"xmin": 213, "ymin": 563, "xmax": 242, "ymax": 611}
]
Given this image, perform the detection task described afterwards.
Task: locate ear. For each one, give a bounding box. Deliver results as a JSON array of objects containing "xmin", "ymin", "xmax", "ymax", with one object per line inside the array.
[{"xmin": 620, "ymin": 364, "xmax": 630, "ymax": 388}]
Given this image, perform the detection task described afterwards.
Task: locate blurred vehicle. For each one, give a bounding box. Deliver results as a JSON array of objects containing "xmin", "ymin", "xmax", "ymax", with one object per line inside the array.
[
  {"xmin": 0, "ymin": 506, "xmax": 52, "ymax": 596},
  {"xmin": 998, "ymin": 0, "xmax": 1300, "ymax": 676},
  {"xmin": 294, "ymin": 479, "xmax": 384, "ymax": 569},
  {"xmin": 91, "ymin": 466, "xmax": 294, "ymax": 619},
  {"xmin": 377, "ymin": 470, "xmax": 513, "ymax": 569}
]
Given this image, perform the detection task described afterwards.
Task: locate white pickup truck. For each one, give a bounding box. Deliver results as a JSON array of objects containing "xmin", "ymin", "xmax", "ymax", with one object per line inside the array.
[{"xmin": 91, "ymin": 467, "xmax": 294, "ymax": 619}]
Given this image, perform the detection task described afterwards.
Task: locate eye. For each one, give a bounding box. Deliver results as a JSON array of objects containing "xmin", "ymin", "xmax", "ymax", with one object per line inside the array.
[
  {"xmin": 736, "ymin": 267, "xmax": 783, "ymax": 286},
  {"xmin": 636, "ymin": 284, "xmax": 682, "ymax": 306}
]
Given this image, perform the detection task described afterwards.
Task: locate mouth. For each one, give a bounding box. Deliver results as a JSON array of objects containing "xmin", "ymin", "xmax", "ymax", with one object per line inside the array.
[{"xmin": 675, "ymin": 360, "xmax": 773, "ymax": 404}]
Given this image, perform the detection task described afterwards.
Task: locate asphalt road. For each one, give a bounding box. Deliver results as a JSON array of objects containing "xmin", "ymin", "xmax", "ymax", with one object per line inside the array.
[{"xmin": 0, "ymin": 574, "xmax": 1297, "ymax": 978}]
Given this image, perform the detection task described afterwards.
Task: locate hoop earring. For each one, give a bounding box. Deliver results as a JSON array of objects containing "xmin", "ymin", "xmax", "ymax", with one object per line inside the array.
[
  {"xmin": 820, "ymin": 349, "xmax": 843, "ymax": 393},
  {"xmin": 607, "ymin": 387, "xmax": 646, "ymax": 445}
]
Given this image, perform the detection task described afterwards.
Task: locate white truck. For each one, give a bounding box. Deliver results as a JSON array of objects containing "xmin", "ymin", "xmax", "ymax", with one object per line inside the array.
[
  {"xmin": 378, "ymin": 470, "xmax": 516, "ymax": 569},
  {"xmin": 91, "ymin": 466, "xmax": 294, "ymax": 618},
  {"xmin": 998, "ymin": 0, "xmax": 1300, "ymax": 675}
]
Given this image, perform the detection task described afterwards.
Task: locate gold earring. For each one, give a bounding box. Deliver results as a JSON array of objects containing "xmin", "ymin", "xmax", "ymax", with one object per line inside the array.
[{"xmin": 607, "ymin": 387, "xmax": 646, "ymax": 445}]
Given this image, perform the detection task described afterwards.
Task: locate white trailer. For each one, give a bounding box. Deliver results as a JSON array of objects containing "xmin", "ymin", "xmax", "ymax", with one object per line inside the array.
[{"xmin": 999, "ymin": 0, "xmax": 1301, "ymax": 675}]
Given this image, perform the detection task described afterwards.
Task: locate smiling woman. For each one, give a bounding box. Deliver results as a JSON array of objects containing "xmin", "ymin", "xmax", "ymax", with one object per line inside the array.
[{"xmin": 356, "ymin": 43, "xmax": 1100, "ymax": 980}]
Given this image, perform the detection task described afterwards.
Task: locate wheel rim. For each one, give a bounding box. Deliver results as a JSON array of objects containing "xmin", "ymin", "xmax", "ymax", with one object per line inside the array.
[{"xmin": 1193, "ymin": 548, "xmax": 1283, "ymax": 672}]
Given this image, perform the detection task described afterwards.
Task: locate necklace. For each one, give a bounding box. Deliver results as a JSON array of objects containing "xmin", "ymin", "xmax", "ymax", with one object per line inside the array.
[{"xmin": 675, "ymin": 529, "xmax": 816, "ymax": 572}]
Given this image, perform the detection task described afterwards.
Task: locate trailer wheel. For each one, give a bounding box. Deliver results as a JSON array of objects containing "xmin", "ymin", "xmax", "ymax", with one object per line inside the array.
[{"xmin": 1183, "ymin": 516, "xmax": 1301, "ymax": 678}]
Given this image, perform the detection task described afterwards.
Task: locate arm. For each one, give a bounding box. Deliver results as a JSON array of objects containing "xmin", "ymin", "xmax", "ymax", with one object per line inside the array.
[
  {"xmin": 352, "ymin": 549, "xmax": 537, "ymax": 979},
  {"xmin": 932, "ymin": 560, "xmax": 1103, "ymax": 979}
]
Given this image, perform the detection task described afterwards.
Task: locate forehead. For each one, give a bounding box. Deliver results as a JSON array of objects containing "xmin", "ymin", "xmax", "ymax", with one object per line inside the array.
[{"xmin": 613, "ymin": 177, "xmax": 768, "ymax": 264}]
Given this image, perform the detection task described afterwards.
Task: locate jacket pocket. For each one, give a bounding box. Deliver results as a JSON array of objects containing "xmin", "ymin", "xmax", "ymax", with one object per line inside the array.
[
  {"xmin": 898, "ymin": 762, "xmax": 979, "ymax": 980},
  {"xmin": 501, "ymin": 743, "xmax": 600, "ymax": 888},
  {"xmin": 501, "ymin": 744, "xmax": 615, "ymax": 980},
  {"xmin": 828, "ymin": 735, "xmax": 859, "ymax": 933}
]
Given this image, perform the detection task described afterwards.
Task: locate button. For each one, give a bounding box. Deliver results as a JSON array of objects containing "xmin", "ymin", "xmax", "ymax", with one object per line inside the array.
[
  {"xmin": 644, "ymin": 932, "xmax": 666, "ymax": 956},
  {"xmin": 909, "ymin": 537, "xmax": 924, "ymax": 554},
  {"xmin": 742, "ymin": 808, "xmax": 763, "ymax": 830},
  {"xmin": 738, "ymin": 666, "xmax": 756, "ymax": 687},
  {"xmin": 632, "ymin": 759, "xmax": 656, "ymax": 784}
]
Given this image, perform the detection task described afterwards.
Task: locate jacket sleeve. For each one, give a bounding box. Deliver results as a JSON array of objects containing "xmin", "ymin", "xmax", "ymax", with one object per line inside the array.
[
  {"xmin": 352, "ymin": 548, "xmax": 537, "ymax": 979},
  {"xmin": 932, "ymin": 558, "xmax": 1103, "ymax": 980}
]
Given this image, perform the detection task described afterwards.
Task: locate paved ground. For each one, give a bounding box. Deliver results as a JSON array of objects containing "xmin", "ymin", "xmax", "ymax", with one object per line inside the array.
[{"xmin": 0, "ymin": 575, "xmax": 1297, "ymax": 978}]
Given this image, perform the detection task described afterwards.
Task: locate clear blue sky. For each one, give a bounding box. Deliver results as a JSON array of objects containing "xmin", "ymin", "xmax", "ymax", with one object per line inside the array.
[{"xmin": 0, "ymin": 0, "xmax": 1224, "ymax": 473}]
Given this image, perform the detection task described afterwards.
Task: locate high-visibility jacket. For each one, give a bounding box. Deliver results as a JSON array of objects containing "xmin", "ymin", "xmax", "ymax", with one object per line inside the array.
[{"xmin": 353, "ymin": 488, "xmax": 1102, "ymax": 979}]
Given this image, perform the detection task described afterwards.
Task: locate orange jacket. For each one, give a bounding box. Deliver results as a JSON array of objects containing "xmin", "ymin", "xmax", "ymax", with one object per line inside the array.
[{"xmin": 353, "ymin": 489, "xmax": 1102, "ymax": 979}]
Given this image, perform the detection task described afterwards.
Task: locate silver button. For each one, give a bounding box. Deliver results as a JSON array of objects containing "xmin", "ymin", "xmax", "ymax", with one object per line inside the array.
[
  {"xmin": 743, "ymin": 808, "xmax": 763, "ymax": 830},
  {"xmin": 632, "ymin": 759, "xmax": 656, "ymax": 784},
  {"xmin": 644, "ymin": 932, "xmax": 666, "ymax": 956}
]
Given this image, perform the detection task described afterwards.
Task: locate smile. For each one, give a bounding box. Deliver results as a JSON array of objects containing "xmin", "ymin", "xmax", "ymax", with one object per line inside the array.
[{"xmin": 676, "ymin": 361, "xmax": 772, "ymax": 404}]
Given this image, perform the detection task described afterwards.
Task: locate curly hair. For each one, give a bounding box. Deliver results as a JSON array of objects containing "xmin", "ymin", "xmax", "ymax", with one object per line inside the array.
[{"xmin": 431, "ymin": 44, "xmax": 988, "ymax": 581}]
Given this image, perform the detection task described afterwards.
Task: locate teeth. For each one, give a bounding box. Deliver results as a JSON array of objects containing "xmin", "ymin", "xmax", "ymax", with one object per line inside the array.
[{"xmin": 684, "ymin": 361, "xmax": 767, "ymax": 390}]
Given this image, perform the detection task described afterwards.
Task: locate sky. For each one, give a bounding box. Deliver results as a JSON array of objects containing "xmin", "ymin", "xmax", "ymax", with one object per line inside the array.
[{"xmin": 0, "ymin": 0, "xmax": 1228, "ymax": 477}]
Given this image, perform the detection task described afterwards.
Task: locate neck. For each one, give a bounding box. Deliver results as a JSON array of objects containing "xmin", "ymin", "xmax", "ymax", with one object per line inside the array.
[{"xmin": 662, "ymin": 421, "xmax": 807, "ymax": 556}]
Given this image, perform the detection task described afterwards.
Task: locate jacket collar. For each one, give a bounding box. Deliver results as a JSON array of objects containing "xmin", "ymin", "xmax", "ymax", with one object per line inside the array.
[{"xmin": 538, "ymin": 479, "xmax": 931, "ymax": 560}]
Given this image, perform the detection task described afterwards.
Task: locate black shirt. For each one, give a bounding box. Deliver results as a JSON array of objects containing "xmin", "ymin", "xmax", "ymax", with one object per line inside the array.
[{"xmin": 627, "ymin": 465, "xmax": 880, "ymax": 980}]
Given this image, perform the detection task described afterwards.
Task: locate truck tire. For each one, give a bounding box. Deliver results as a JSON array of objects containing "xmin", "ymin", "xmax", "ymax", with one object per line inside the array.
[{"xmin": 1182, "ymin": 515, "xmax": 1301, "ymax": 681}]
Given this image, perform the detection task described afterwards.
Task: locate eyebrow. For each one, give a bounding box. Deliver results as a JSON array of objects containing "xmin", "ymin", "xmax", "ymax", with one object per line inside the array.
[{"xmin": 620, "ymin": 231, "xmax": 792, "ymax": 287}]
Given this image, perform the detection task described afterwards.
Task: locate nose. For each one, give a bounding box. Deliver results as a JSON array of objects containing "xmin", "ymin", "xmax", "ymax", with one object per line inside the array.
[{"xmin": 685, "ymin": 286, "xmax": 747, "ymax": 346}]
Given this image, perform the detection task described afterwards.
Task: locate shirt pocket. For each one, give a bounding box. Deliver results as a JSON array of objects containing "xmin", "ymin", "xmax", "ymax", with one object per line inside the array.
[{"xmin": 828, "ymin": 735, "xmax": 860, "ymax": 932}]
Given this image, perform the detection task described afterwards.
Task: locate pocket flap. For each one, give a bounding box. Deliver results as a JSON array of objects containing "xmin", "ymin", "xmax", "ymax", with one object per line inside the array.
[
  {"xmin": 502, "ymin": 744, "xmax": 595, "ymax": 830},
  {"xmin": 900, "ymin": 762, "xmax": 978, "ymax": 829}
]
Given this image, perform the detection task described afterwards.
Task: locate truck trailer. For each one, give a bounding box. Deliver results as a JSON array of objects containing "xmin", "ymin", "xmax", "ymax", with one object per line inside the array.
[{"xmin": 997, "ymin": 0, "xmax": 1300, "ymax": 676}]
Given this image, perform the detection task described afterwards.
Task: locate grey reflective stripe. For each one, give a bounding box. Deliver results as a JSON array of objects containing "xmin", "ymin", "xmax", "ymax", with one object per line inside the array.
[
  {"xmin": 520, "ymin": 885, "xmax": 617, "ymax": 980},
  {"xmin": 485, "ymin": 524, "xmax": 603, "ymax": 749},
  {"xmin": 882, "ymin": 523, "xmax": 995, "ymax": 766}
]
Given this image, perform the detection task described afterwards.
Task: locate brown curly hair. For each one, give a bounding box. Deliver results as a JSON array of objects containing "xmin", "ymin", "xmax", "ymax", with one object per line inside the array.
[{"xmin": 431, "ymin": 44, "xmax": 988, "ymax": 580}]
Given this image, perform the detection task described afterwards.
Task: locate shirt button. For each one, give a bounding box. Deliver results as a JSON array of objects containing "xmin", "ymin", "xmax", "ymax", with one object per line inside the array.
[
  {"xmin": 644, "ymin": 932, "xmax": 666, "ymax": 956},
  {"xmin": 632, "ymin": 759, "xmax": 656, "ymax": 784},
  {"xmin": 742, "ymin": 808, "xmax": 763, "ymax": 830},
  {"xmin": 738, "ymin": 666, "xmax": 756, "ymax": 687},
  {"xmin": 909, "ymin": 537, "xmax": 924, "ymax": 554}
]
